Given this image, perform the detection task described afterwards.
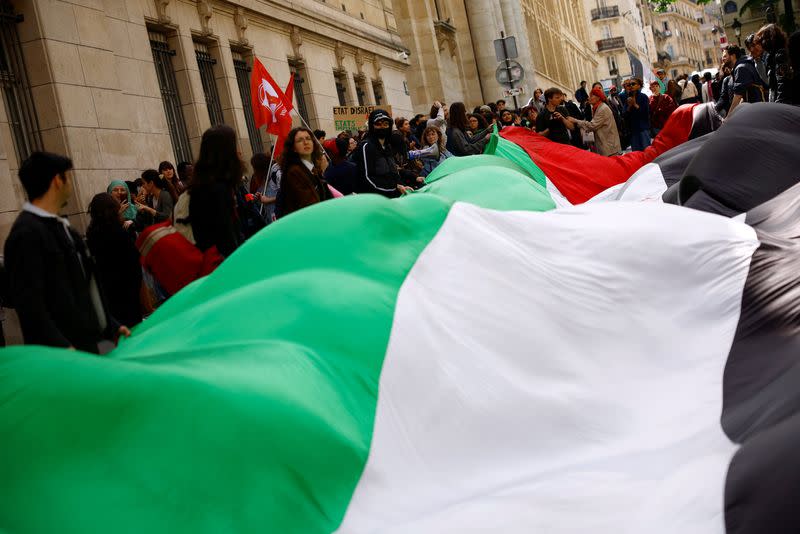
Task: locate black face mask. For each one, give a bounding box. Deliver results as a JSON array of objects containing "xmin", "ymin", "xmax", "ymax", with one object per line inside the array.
[{"xmin": 374, "ymin": 128, "xmax": 390, "ymax": 139}]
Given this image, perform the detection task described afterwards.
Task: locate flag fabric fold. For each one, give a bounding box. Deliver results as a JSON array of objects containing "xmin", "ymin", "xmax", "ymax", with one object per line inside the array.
[
  {"xmin": 4, "ymin": 103, "xmax": 800, "ymax": 534},
  {"xmin": 499, "ymin": 103, "xmax": 697, "ymax": 204}
]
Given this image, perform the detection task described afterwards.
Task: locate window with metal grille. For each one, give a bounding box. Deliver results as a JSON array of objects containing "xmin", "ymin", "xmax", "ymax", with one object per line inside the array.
[
  {"xmin": 232, "ymin": 50, "xmax": 262, "ymax": 156},
  {"xmin": 0, "ymin": 2, "xmax": 42, "ymax": 166},
  {"xmin": 355, "ymin": 76, "xmax": 366, "ymax": 106},
  {"xmin": 372, "ymin": 80, "xmax": 383, "ymax": 106},
  {"xmin": 194, "ymin": 41, "xmax": 224, "ymax": 127},
  {"xmin": 334, "ymin": 70, "xmax": 348, "ymax": 106},
  {"xmin": 289, "ymin": 62, "xmax": 309, "ymax": 126},
  {"xmin": 149, "ymin": 31, "xmax": 192, "ymax": 163}
]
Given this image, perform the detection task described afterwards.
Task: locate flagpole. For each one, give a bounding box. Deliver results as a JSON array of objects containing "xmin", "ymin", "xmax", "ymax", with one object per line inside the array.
[{"xmin": 260, "ymin": 133, "xmax": 279, "ymax": 217}]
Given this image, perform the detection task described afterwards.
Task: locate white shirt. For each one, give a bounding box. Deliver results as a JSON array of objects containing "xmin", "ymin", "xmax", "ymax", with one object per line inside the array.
[{"xmin": 22, "ymin": 202, "xmax": 73, "ymax": 244}]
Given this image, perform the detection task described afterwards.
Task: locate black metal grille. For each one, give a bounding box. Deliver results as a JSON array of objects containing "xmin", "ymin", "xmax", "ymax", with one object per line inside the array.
[
  {"xmin": 194, "ymin": 42, "xmax": 224, "ymax": 126},
  {"xmin": 335, "ymin": 74, "xmax": 347, "ymax": 106},
  {"xmin": 355, "ymin": 78, "xmax": 366, "ymax": 106},
  {"xmin": 149, "ymin": 32, "xmax": 192, "ymax": 163},
  {"xmin": 372, "ymin": 81, "xmax": 383, "ymax": 106},
  {"xmin": 591, "ymin": 5, "xmax": 620, "ymax": 20},
  {"xmin": 596, "ymin": 36, "xmax": 625, "ymax": 52},
  {"xmin": 232, "ymin": 52, "xmax": 262, "ymax": 156},
  {"xmin": 0, "ymin": 2, "xmax": 42, "ymax": 165},
  {"xmin": 291, "ymin": 66, "xmax": 309, "ymax": 125}
]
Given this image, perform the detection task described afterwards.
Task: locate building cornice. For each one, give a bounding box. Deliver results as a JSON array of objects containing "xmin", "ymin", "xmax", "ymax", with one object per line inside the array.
[{"xmin": 214, "ymin": 0, "xmax": 409, "ymax": 65}]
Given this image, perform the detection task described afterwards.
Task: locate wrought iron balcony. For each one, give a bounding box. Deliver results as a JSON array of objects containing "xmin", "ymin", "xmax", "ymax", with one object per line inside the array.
[
  {"xmin": 591, "ymin": 5, "xmax": 620, "ymax": 21},
  {"xmin": 596, "ymin": 36, "xmax": 625, "ymax": 52},
  {"xmin": 653, "ymin": 28, "xmax": 673, "ymax": 40}
]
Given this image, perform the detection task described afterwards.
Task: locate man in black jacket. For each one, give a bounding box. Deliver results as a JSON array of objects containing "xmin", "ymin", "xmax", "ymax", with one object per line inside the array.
[
  {"xmin": 4, "ymin": 152, "xmax": 130, "ymax": 353},
  {"xmin": 355, "ymin": 109, "xmax": 412, "ymax": 197}
]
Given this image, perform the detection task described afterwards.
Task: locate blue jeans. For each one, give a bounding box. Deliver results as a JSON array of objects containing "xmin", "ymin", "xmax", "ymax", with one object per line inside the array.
[{"xmin": 630, "ymin": 130, "xmax": 651, "ymax": 152}]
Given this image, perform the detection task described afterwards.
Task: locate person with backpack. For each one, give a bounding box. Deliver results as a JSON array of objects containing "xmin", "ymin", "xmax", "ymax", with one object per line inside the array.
[
  {"xmin": 276, "ymin": 127, "xmax": 333, "ymax": 217},
  {"xmin": 728, "ymin": 43, "xmax": 768, "ymax": 115}
]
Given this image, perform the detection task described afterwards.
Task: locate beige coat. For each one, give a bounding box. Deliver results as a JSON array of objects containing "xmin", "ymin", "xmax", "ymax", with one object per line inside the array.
[{"xmin": 576, "ymin": 102, "xmax": 621, "ymax": 157}]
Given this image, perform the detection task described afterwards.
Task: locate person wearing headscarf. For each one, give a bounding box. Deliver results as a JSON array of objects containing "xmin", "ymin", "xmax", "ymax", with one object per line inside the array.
[
  {"xmin": 107, "ymin": 180, "xmax": 138, "ymax": 229},
  {"xmin": 568, "ymin": 87, "xmax": 621, "ymax": 156}
]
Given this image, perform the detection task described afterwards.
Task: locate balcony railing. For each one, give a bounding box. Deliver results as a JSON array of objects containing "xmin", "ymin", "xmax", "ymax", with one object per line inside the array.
[
  {"xmin": 596, "ymin": 36, "xmax": 625, "ymax": 52},
  {"xmin": 591, "ymin": 5, "xmax": 620, "ymax": 21}
]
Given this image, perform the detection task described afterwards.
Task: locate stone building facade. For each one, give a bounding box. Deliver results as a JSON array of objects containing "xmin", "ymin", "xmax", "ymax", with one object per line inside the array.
[
  {"xmin": 650, "ymin": 0, "xmax": 705, "ymax": 78},
  {"xmin": 395, "ymin": 0, "xmax": 598, "ymax": 112},
  {"xmin": 720, "ymin": 0, "xmax": 799, "ymax": 48},
  {"xmin": 583, "ymin": 0, "xmax": 653, "ymax": 87},
  {"xmin": 520, "ymin": 0, "xmax": 599, "ymax": 96},
  {"xmin": 0, "ymin": 0, "xmax": 413, "ymax": 245}
]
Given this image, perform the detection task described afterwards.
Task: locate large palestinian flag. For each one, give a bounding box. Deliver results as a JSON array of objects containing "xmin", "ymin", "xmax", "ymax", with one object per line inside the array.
[{"xmin": 2, "ymin": 150, "xmax": 800, "ymax": 533}]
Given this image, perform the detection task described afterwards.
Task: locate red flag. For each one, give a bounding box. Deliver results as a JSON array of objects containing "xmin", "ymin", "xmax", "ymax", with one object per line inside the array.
[
  {"xmin": 499, "ymin": 104, "xmax": 697, "ymax": 204},
  {"xmin": 271, "ymin": 75, "xmax": 295, "ymax": 156},
  {"xmin": 250, "ymin": 58, "xmax": 293, "ymax": 133}
]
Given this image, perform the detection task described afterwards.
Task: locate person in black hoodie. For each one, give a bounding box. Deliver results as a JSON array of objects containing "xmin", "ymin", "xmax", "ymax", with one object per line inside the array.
[
  {"xmin": 4, "ymin": 152, "xmax": 130, "ymax": 353},
  {"xmin": 355, "ymin": 109, "xmax": 412, "ymax": 197},
  {"xmin": 87, "ymin": 193, "xmax": 143, "ymax": 327}
]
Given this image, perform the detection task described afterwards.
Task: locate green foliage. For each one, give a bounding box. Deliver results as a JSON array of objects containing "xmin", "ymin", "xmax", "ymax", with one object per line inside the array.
[{"xmin": 650, "ymin": 0, "xmax": 712, "ymax": 12}]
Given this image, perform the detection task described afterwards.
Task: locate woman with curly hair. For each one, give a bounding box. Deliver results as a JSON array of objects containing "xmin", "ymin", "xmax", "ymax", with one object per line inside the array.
[
  {"xmin": 277, "ymin": 127, "xmax": 332, "ymax": 218},
  {"xmin": 754, "ymin": 23, "xmax": 792, "ymax": 104}
]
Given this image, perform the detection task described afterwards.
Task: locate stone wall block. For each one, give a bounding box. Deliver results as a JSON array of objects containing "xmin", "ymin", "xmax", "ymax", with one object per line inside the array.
[
  {"xmin": 42, "ymin": 40, "xmax": 86, "ymax": 85},
  {"xmin": 62, "ymin": 127, "xmax": 104, "ymax": 169},
  {"xmin": 20, "ymin": 40, "xmax": 52, "ymax": 88},
  {"xmin": 79, "ymin": 47, "xmax": 120, "ymax": 89},
  {"xmin": 140, "ymin": 60, "xmax": 162, "ymax": 99},
  {"xmin": 56, "ymin": 84, "xmax": 99, "ymax": 128},
  {"xmin": 125, "ymin": 0, "xmax": 145, "ymax": 25},
  {"xmin": 96, "ymin": 128, "xmax": 139, "ymax": 168},
  {"xmin": 107, "ymin": 18, "xmax": 133, "ymax": 58},
  {"xmin": 35, "ymin": 1, "xmax": 80, "ymax": 44},
  {"xmin": 38, "ymin": 127, "xmax": 70, "ymax": 157},
  {"xmin": 74, "ymin": 5, "xmax": 113, "ymax": 50},
  {"xmin": 115, "ymin": 56, "xmax": 145, "ymax": 96},
  {"xmin": 72, "ymin": 169, "xmax": 115, "ymax": 209},
  {"xmin": 102, "ymin": 0, "xmax": 129, "ymax": 20},
  {"xmin": 92, "ymin": 88, "xmax": 129, "ymax": 129},
  {"xmin": 65, "ymin": 0, "xmax": 105, "ymax": 10},
  {"xmin": 139, "ymin": 96, "xmax": 170, "ymax": 134},
  {"xmin": 30, "ymin": 84, "xmax": 62, "ymax": 131},
  {"xmin": 127, "ymin": 23, "xmax": 155, "ymax": 62}
]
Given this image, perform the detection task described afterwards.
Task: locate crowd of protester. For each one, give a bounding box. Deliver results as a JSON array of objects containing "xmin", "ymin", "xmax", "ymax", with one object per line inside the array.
[{"xmin": 1, "ymin": 23, "xmax": 796, "ymax": 351}]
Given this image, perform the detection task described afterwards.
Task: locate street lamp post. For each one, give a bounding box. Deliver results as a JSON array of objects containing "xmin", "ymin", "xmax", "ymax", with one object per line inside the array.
[{"xmin": 732, "ymin": 18, "xmax": 742, "ymax": 46}]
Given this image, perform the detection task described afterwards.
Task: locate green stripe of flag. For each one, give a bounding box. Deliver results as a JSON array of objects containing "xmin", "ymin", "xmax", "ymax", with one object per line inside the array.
[
  {"xmin": 0, "ymin": 151, "xmax": 559, "ymax": 533},
  {"xmin": 0, "ymin": 194, "xmax": 451, "ymax": 534}
]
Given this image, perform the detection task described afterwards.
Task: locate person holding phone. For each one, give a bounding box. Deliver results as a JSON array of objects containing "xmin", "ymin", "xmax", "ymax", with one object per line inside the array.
[
  {"xmin": 107, "ymin": 179, "xmax": 138, "ymax": 230},
  {"xmin": 535, "ymin": 87, "xmax": 575, "ymax": 145}
]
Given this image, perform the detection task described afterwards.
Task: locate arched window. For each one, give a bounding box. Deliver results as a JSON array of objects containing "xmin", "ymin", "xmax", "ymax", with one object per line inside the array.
[{"xmin": 723, "ymin": 1, "xmax": 738, "ymax": 14}]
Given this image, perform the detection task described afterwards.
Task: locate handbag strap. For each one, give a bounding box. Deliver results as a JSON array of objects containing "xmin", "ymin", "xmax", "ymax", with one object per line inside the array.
[{"xmin": 139, "ymin": 225, "xmax": 177, "ymax": 257}]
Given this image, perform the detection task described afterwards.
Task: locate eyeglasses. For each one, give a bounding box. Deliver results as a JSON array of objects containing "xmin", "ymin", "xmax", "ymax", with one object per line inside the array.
[{"xmin": 294, "ymin": 136, "xmax": 313, "ymax": 143}]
